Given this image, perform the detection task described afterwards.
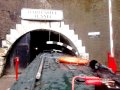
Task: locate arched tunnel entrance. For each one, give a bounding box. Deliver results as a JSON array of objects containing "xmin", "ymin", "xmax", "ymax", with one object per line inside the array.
[
  {"xmin": 5, "ymin": 29, "xmax": 77, "ymax": 74},
  {"xmin": 30, "ymin": 30, "xmax": 76, "ymax": 61}
]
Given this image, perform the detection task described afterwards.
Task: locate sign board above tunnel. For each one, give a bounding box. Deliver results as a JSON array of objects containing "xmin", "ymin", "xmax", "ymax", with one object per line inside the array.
[{"xmin": 21, "ymin": 8, "xmax": 63, "ymax": 21}]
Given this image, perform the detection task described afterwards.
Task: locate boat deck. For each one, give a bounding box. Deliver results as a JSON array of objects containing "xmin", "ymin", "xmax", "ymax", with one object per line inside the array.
[{"xmin": 10, "ymin": 53, "xmax": 120, "ymax": 90}]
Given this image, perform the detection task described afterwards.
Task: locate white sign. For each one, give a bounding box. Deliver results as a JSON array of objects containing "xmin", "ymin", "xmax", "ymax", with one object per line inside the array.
[
  {"xmin": 88, "ymin": 32, "xmax": 100, "ymax": 36},
  {"xmin": 21, "ymin": 8, "xmax": 63, "ymax": 21},
  {"xmin": 88, "ymin": 32, "xmax": 100, "ymax": 38}
]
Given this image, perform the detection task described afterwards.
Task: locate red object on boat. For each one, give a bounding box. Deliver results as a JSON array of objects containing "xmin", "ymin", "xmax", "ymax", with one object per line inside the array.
[
  {"xmin": 72, "ymin": 76, "xmax": 102, "ymax": 90},
  {"xmin": 82, "ymin": 76, "xmax": 101, "ymax": 80},
  {"xmin": 58, "ymin": 56, "xmax": 89, "ymax": 65},
  {"xmin": 85, "ymin": 80, "xmax": 102, "ymax": 85},
  {"xmin": 108, "ymin": 52, "xmax": 117, "ymax": 73}
]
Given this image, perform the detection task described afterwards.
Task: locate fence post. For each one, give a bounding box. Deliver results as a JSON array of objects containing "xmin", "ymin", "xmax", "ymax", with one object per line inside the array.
[{"xmin": 15, "ymin": 57, "xmax": 19, "ymax": 80}]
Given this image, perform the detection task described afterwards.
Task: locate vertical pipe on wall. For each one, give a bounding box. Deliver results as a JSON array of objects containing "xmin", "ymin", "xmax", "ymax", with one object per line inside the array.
[
  {"xmin": 108, "ymin": 0, "xmax": 114, "ymax": 57},
  {"xmin": 108, "ymin": 0, "xmax": 117, "ymax": 73}
]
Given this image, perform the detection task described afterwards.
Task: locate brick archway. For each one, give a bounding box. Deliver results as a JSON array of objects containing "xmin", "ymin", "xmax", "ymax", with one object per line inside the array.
[{"xmin": 2, "ymin": 20, "xmax": 89, "ymax": 58}]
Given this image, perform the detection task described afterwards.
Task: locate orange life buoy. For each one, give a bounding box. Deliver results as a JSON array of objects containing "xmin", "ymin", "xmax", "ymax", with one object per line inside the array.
[{"xmin": 58, "ymin": 56, "xmax": 89, "ymax": 65}]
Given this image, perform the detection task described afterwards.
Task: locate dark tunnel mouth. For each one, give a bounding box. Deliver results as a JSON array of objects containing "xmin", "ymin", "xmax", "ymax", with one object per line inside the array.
[{"xmin": 5, "ymin": 29, "xmax": 78, "ymax": 71}]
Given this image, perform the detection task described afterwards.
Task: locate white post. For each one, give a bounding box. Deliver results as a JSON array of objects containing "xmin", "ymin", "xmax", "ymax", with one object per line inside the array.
[{"xmin": 108, "ymin": 0, "xmax": 114, "ymax": 57}]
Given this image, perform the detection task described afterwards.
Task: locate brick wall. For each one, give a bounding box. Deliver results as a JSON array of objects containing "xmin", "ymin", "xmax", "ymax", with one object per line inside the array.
[{"xmin": 0, "ymin": 0, "xmax": 120, "ymax": 70}]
